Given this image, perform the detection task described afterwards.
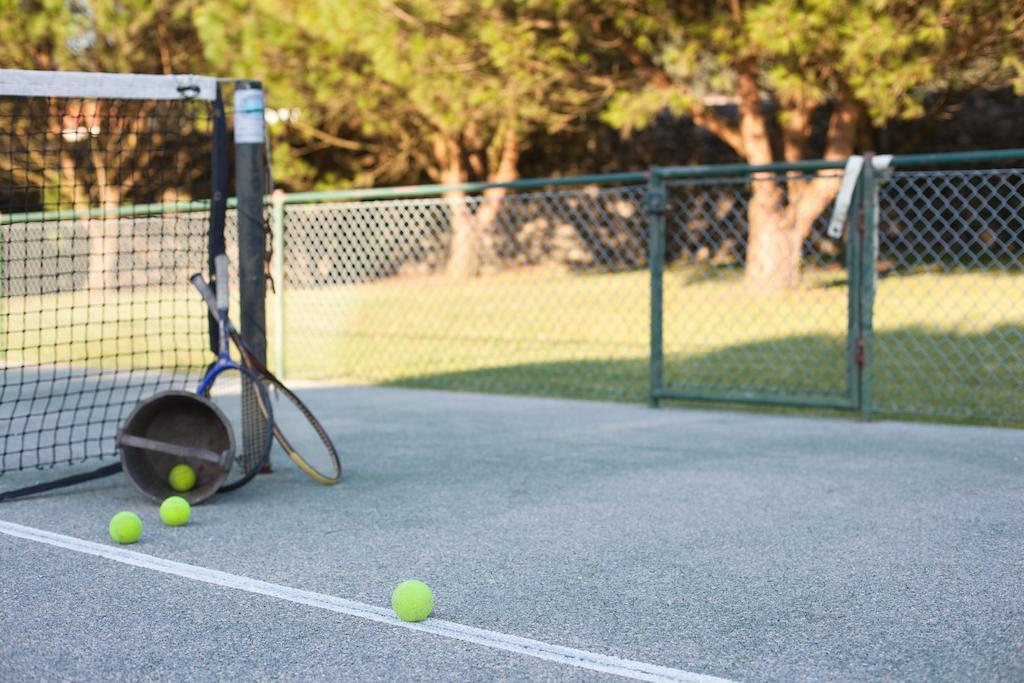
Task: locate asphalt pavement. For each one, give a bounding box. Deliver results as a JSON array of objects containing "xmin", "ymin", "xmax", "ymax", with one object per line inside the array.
[{"xmin": 1, "ymin": 387, "xmax": 1021, "ymax": 681}]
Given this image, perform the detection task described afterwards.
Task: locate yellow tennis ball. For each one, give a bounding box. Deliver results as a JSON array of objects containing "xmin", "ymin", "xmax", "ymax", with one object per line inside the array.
[
  {"xmin": 108, "ymin": 511, "xmax": 142, "ymax": 544},
  {"xmin": 391, "ymin": 580, "xmax": 434, "ymax": 622},
  {"xmin": 168, "ymin": 464, "xmax": 197, "ymax": 492},
  {"xmin": 159, "ymin": 496, "xmax": 191, "ymax": 527}
]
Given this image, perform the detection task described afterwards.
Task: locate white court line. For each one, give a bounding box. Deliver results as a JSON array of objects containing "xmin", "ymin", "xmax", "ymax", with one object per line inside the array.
[{"xmin": 0, "ymin": 519, "xmax": 734, "ymax": 683}]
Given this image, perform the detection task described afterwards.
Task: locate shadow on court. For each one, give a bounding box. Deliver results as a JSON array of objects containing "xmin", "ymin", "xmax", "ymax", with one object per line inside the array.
[{"xmin": 379, "ymin": 323, "xmax": 1024, "ymax": 429}]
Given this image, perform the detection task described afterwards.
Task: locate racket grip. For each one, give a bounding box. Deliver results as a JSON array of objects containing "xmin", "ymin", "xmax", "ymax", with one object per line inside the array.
[
  {"xmin": 215, "ymin": 254, "xmax": 229, "ymax": 311},
  {"xmin": 190, "ymin": 273, "xmax": 218, "ymax": 315}
]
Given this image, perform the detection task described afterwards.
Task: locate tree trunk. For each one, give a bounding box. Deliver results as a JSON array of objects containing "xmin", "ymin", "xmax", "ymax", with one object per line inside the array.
[
  {"xmin": 435, "ymin": 135, "xmax": 477, "ymax": 280},
  {"xmin": 58, "ymin": 100, "xmax": 124, "ymax": 292},
  {"xmin": 473, "ymin": 127, "xmax": 519, "ymax": 270},
  {"xmin": 740, "ymin": 72, "xmax": 861, "ymax": 292},
  {"xmin": 85, "ymin": 164, "xmax": 121, "ymax": 291},
  {"xmin": 733, "ymin": 59, "xmax": 799, "ymax": 293},
  {"xmin": 438, "ymin": 127, "xmax": 521, "ymax": 279},
  {"xmin": 86, "ymin": 216, "xmax": 120, "ymax": 291},
  {"xmin": 786, "ymin": 88, "xmax": 860, "ymax": 246},
  {"xmin": 56, "ymin": 130, "xmax": 119, "ymax": 292},
  {"xmin": 745, "ymin": 183, "xmax": 802, "ymax": 290}
]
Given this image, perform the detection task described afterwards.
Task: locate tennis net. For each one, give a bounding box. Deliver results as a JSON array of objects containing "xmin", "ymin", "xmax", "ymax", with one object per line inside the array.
[{"xmin": 0, "ymin": 70, "xmax": 224, "ymax": 477}]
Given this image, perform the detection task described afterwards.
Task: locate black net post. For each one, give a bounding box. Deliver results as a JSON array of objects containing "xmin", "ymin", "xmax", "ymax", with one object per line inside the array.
[
  {"xmin": 208, "ymin": 87, "xmax": 229, "ymax": 353},
  {"xmin": 233, "ymin": 81, "xmax": 270, "ymax": 474}
]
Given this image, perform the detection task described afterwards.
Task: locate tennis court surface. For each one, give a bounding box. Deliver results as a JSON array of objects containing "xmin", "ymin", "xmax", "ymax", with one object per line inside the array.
[{"xmin": 1, "ymin": 386, "xmax": 1021, "ymax": 681}]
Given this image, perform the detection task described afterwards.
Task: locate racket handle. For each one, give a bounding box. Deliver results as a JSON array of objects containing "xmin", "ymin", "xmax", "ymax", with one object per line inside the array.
[
  {"xmin": 215, "ymin": 254, "xmax": 229, "ymax": 311},
  {"xmin": 190, "ymin": 273, "xmax": 218, "ymax": 316}
]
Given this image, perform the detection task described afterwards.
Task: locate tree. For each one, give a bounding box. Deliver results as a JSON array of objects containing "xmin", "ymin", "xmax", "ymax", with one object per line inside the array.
[
  {"xmin": 601, "ymin": 0, "xmax": 1024, "ymax": 291},
  {"xmin": 194, "ymin": 0, "xmax": 609, "ymax": 278}
]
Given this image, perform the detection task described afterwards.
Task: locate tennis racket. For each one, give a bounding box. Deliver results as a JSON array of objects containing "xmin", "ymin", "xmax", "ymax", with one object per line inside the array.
[
  {"xmin": 198, "ymin": 254, "xmax": 274, "ymax": 492},
  {"xmin": 191, "ymin": 256, "xmax": 341, "ymax": 484}
]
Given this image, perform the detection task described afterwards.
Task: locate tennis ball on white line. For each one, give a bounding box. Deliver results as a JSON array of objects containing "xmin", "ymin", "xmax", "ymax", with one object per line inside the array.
[
  {"xmin": 391, "ymin": 580, "xmax": 434, "ymax": 622},
  {"xmin": 108, "ymin": 511, "xmax": 142, "ymax": 544},
  {"xmin": 168, "ymin": 464, "xmax": 197, "ymax": 492},
  {"xmin": 160, "ymin": 496, "xmax": 191, "ymax": 527}
]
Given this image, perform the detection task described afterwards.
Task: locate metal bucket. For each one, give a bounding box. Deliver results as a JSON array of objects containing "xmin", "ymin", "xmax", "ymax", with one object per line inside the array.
[{"xmin": 117, "ymin": 390, "xmax": 235, "ymax": 504}]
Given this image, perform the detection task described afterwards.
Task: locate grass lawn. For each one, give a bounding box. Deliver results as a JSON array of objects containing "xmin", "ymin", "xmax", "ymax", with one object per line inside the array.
[
  {"xmin": 273, "ymin": 265, "xmax": 1024, "ymax": 426},
  {"xmin": 0, "ymin": 288, "xmax": 208, "ymax": 371},
  {"xmin": 276, "ymin": 266, "xmax": 650, "ymax": 400},
  {"xmin": 2, "ymin": 266, "xmax": 1021, "ymax": 427}
]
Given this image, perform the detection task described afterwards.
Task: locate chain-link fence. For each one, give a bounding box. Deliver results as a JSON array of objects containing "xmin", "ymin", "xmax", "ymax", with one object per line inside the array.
[
  {"xmin": 272, "ymin": 181, "xmax": 651, "ymax": 401},
  {"xmin": 269, "ymin": 150, "xmax": 1024, "ymax": 427},
  {"xmin": 872, "ymin": 163, "xmax": 1024, "ymax": 423},
  {"xmin": 656, "ymin": 167, "xmax": 855, "ymax": 408}
]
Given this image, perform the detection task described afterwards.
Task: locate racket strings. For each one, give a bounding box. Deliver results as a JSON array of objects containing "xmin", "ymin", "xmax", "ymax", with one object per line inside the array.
[
  {"xmin": 203, "ymin": 366, "xmax": 273, "ymax": 488},
  {"xmin": 240, "ymin": 380, "xmax": 272, "ymax": 474},
  {"xmin": 264, "ymin": 379, "xmax": 340, "ymax": 483}
]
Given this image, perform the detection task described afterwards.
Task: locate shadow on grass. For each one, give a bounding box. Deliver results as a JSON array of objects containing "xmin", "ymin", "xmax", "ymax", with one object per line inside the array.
[{"xmin": 377, "ymin": 324, "xmax": 1024, "ymax": 428}]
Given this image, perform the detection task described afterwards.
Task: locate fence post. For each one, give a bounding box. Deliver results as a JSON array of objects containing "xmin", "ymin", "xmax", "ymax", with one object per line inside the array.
[
  {"xmin": 271, "ymin": 189, "xmax": 286, "ymax": 379},
  {"xmin": 846, "ymin": 176, "xmax": 863, "ymax": 410},
  {"xmin": 646, "ymin": 167, "xmax": 667, "ymax": 407},
  {"xmin": 858, "ymin": 153, "xmax": 878, "ymax": 419}
]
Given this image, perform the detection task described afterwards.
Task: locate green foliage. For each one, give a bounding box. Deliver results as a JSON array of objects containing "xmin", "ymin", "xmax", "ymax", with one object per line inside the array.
[
  {"xmin": 194, "ymin": 0, "xmax": 607, "ymax": 187},
  {"xmin": 604, "ymin": 0, "xmax": 1024, "ymax": 143},
  {"xmin": 4, "ymin": 0, "xmax": 1020, "ymax": 185},
  {"xmin": 0, "ymin": 0, "xmax": 204, "ymax": 73},
  {"xmin": 0, "ymin": 0, "xmax": 81, "ymax": 68},
  {"xmin": 604, "ymin": 88, "xmax": 695, "ymax": 133}
]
